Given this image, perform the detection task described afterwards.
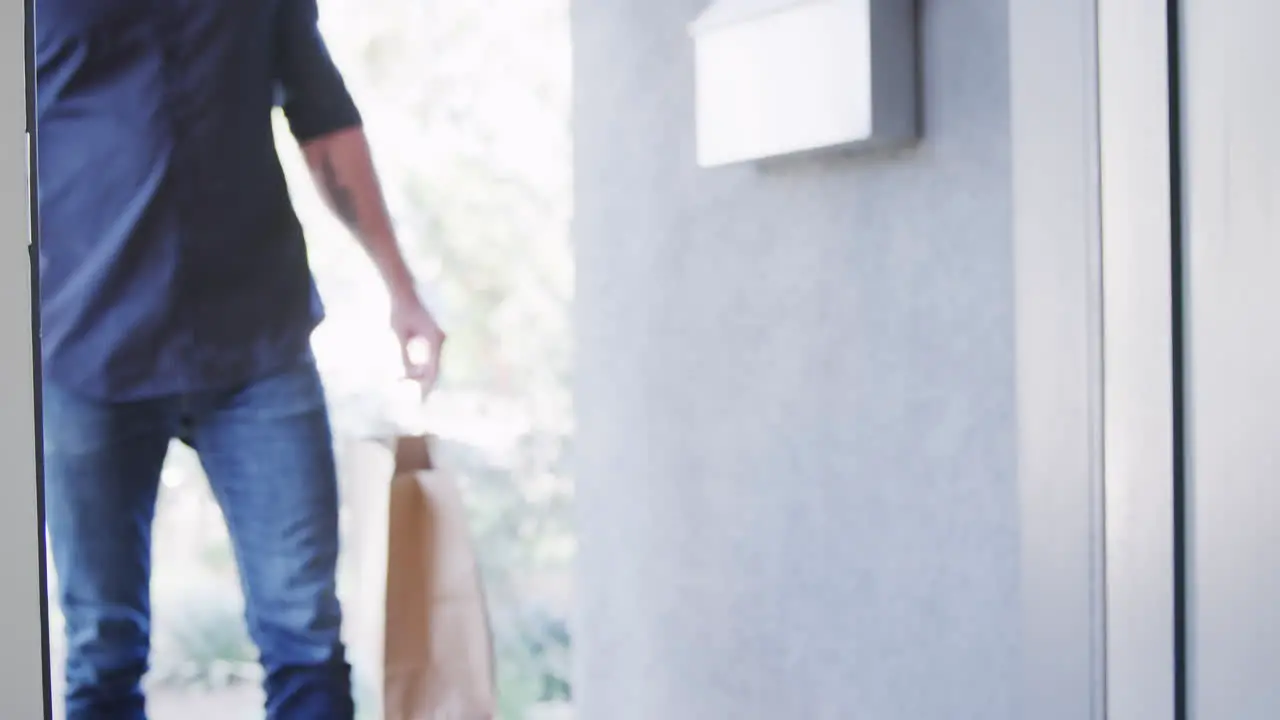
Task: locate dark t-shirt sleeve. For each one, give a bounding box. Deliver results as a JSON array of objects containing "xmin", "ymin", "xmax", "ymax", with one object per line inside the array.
[{"xmin": 274, "ymin": 0, "xmax": 363, "ymax": 142}]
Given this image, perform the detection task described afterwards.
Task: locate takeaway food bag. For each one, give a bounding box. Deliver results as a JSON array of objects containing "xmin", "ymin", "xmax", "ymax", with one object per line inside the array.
[{"xmin": 338, "ymin": 435, "xmax": 498, "ymax": 720}]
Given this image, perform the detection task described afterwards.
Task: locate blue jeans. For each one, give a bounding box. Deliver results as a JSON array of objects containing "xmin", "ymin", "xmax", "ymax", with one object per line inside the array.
[{"xmin": 42, "ymin": 356, "xmax": 354, "ymax": 720}]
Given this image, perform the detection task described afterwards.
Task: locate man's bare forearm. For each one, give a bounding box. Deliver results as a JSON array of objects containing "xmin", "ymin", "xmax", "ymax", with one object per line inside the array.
[{"xmin": 301, "ymin": 126, "xmax": 417, "ymax": 302}]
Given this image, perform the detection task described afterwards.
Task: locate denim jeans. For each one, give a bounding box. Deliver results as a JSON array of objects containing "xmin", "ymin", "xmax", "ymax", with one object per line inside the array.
[{"xmin": 42, "ymin": 356, "xmax": 354, "ymax": 720}]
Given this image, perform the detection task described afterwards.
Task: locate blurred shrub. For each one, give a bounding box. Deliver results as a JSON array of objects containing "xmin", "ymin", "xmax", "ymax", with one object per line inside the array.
[{"xmin": 150, "ymin": 583, "xmax": 257, "ymax": 691}]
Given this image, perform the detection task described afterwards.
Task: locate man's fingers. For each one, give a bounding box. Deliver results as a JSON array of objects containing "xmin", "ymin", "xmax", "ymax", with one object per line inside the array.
[
  {"xmin": 405, "ymin": 336, "xmax": 432, "ymax": 369},
  {"xmin": 401, "ymin": 334, "xmax": 444, "ymax": 400}
]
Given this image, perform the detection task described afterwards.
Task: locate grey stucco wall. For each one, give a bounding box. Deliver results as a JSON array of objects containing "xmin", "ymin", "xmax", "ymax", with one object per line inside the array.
[{"xmin": 572, "ymin": 1, "xmax": 1020, "ymax": 718}]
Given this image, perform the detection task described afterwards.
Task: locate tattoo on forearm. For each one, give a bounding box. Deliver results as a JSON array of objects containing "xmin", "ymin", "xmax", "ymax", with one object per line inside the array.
[{"xmin": 320, "ymin": 155, "xmax": 359, "ymax": 228}]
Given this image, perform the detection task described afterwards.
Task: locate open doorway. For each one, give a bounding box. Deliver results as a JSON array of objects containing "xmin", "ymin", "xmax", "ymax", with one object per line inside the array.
[{"xmin": 41, "ymin": 0, "xmax": 574, "ymax": 717}]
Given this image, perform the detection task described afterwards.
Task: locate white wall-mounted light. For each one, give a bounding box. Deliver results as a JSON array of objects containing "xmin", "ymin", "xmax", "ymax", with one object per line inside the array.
[{"xmin": 690, "ymin": 0, "xmax": 919, "ymax": 167}]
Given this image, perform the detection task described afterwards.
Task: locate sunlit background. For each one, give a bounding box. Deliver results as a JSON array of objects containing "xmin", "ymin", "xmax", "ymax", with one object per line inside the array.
[{"xmin": 46, "ymin": 0, "xmax": 574, "ymax": 717}]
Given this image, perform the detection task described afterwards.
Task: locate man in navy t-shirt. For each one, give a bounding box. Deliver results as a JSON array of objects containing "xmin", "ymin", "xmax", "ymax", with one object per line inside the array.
[{"xmin": 35, "ymin": 1, "xmax": 445, "ymax": 717}]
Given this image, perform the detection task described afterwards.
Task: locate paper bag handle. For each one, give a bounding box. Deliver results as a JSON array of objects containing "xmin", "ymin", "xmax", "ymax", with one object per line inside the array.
[{"xmin": 393, "ymin": 435, "xmax": 435, "ymax": 473}]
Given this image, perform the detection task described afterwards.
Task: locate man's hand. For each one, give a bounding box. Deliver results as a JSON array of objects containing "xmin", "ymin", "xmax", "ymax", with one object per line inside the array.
[
  {"xmin": 391, "ymin": 291, "xmax": 446, "ymax": 398},
  {"xmin": 299, "ymin": 127, "xmax": 447, "ymax": 397}
]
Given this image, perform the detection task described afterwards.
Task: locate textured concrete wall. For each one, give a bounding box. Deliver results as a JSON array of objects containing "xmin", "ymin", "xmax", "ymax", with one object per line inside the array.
[{"xmin": 572, "ymin": 1, "xmax": 1019, "ymax": 718}]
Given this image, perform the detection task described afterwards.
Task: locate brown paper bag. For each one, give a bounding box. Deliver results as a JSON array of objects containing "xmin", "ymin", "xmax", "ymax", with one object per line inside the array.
[{"xmin": 339, "ymin": 435, "xmax": 498, "ymax": 720}]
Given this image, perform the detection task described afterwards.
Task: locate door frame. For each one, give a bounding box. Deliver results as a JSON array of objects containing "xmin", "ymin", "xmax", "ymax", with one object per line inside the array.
[
  {"xmin": 1011, "ymin": 0, "xmax": 1181, "ymax": 717},
  {"xmin": 0, "ymin": 0, "xmax": 52, "ymax": 716},
  {"xmin": 1097, "ymin": 0, "xmax": 1181, "ymax": 716}
]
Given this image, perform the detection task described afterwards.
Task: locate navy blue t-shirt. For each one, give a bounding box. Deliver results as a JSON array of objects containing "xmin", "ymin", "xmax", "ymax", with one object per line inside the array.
[{"xmin": 35, "ymin": 0, "xmax": 361, "ymax": 400}]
